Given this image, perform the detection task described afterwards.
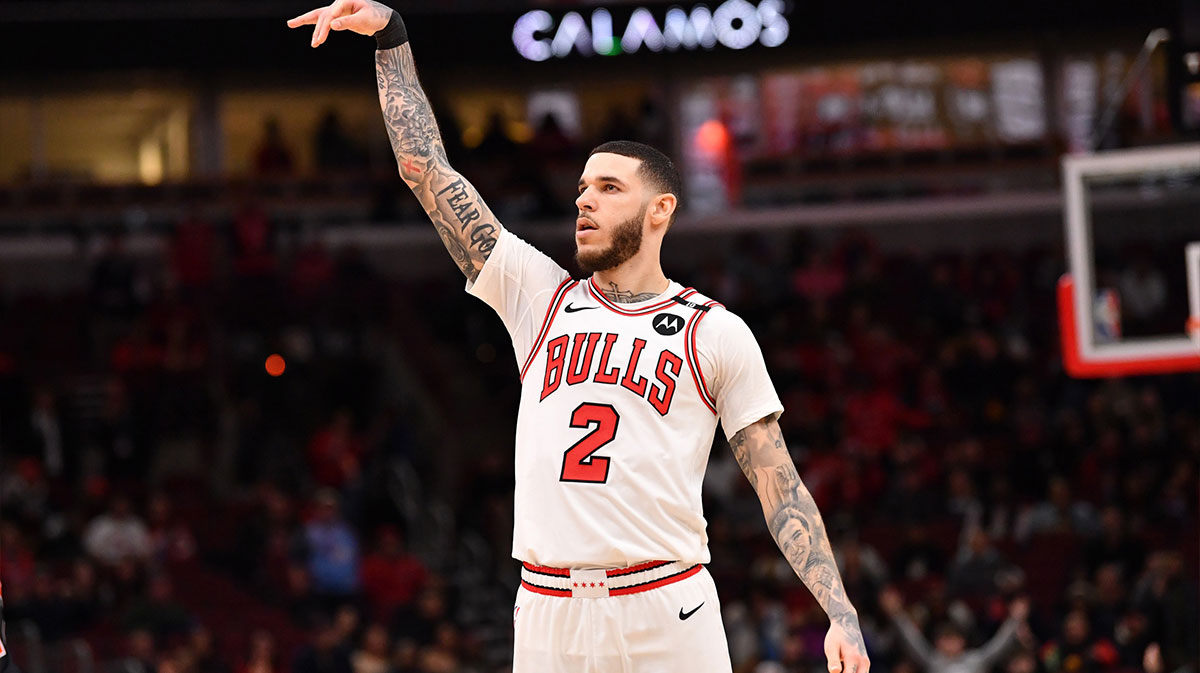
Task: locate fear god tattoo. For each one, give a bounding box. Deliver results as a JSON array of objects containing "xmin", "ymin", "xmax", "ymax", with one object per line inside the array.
[{"xmin": 376, "ymin": 44, "xmax": 500, "ymax": 281}]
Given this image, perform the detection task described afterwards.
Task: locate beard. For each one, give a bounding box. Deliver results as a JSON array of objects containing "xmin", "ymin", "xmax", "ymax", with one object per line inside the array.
[{"xmin": 575, "ymin": 206, "xmax": 645, "ymax": 274}]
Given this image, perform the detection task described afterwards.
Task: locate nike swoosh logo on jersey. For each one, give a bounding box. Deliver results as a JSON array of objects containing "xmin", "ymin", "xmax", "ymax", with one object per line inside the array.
[
  {"xmin": 564, "ymin": 303, "xmax": 597, "ymax": 313},
  {"xmin": 679, "ymin": 602, "xmax": 704, "ymax": 620}
]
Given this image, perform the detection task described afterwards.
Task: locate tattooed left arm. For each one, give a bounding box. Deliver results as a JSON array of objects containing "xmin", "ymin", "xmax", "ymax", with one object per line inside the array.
[{"xmin": 729, "ymin": 417, "xmax": 870, "ymax": 673}]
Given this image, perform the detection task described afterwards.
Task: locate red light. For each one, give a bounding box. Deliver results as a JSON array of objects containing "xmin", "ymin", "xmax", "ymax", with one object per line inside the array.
[
  {"xmin": 265, "ymin": 354, "xmax": 286, "ymax": 377},
  {"xmin": 695, "ymin": 119, "xmax": 729, "ymax": 154}
]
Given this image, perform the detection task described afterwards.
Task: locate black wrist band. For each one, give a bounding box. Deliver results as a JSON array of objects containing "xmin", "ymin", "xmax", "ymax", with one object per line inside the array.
[{"xmin": 374, "ymin": 10, "xmax": 408, "ymax": 50}]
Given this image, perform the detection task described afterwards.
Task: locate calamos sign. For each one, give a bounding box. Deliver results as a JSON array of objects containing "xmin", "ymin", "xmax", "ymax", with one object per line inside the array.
[{"xmin": 513, "ymin": 0, "xmax": 790, "ymax": 62}]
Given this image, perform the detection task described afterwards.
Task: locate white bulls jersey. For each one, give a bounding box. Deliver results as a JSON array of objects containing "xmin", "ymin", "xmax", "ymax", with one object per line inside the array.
[{"xmin": 468, "ymin": 229, "xmax": 783, "ymax": 568}]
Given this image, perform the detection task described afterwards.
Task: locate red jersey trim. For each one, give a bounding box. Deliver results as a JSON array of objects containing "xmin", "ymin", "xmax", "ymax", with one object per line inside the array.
[
  {"xmin": 683, "ymin": 300, "xmax": 722, "ymax": 415},
  {"xmin": 587, "ymin": 278, "xmax": 697, "ymax": 316},
  {"xmin": 520, "ymin": 278, "xmax": 577, "ymax": 382}
]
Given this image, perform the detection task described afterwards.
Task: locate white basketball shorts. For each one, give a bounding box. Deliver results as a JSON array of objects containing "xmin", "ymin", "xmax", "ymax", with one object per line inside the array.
[{"xmin": 513, "ymin": 561, "xmax": 732, "ymax": 672}]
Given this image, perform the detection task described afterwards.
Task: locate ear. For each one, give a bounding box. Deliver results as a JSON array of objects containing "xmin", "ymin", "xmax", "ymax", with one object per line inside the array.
[{"xmin": 648, "ymin": 193, "xmax": 677, "ymax": 230}]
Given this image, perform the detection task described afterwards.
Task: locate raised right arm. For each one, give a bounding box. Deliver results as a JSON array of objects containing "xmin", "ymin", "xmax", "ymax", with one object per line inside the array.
[
  {"xmin": 375, "ymin": 42, "xmax": 501, "ymax": 281},
  {"xmin": 289, "ymin": 1, "xmax": 502, "ymax": 281}
]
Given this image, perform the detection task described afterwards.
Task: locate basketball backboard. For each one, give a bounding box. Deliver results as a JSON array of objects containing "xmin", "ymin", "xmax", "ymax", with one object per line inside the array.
[{"xmin": 1058, "ymin": 143, "xmax": 1200, "ymax": 377}]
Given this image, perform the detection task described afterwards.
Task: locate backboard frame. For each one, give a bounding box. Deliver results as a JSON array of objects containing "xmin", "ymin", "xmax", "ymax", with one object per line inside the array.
[{"xmin": 1058, "ymin": 143, "xmax": 1200, "ymax": 378}]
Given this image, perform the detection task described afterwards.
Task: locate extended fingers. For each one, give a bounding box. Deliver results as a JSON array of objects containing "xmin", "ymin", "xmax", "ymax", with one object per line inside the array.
[
  {"xmin": 286, "ymin": 6, "xmax": 325, "ymax": 28},
  {"xmin": 313, "ymin": 0, "xmax": 354, "ymax": 46},
  {"xmin": 312, "ymin": 8, "xmax": 333, "ymax": 46}
]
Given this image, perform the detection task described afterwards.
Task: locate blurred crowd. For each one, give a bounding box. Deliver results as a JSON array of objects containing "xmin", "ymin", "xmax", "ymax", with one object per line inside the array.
[
  {"xmin": 245, "ymin": 102, "xmax": 667, "ymax": 227},
  {"xmin": 0, "ymin": 197, "xmax": 1196, "ymax": 673}
]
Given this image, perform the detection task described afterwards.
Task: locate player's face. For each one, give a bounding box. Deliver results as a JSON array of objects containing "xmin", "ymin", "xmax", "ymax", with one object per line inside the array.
[{"xmin": 575, "ymin": 153, "xmax": 649, "ymax": 273}]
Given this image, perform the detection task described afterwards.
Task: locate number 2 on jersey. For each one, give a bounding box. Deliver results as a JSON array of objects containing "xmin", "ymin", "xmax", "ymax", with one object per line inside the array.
[{"xmin": 560, "ymin": 403, "xmax": 620, "ymax": 483}]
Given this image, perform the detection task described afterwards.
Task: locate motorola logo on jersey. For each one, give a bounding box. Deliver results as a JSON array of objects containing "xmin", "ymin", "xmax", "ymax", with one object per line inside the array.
[
  {"xmin": 541, "ymin": 332, "xmax": 683, "ymax": 416},
  {"xmin": 652, "ymin": 313, "xmax": 684, "ymax": 336}
]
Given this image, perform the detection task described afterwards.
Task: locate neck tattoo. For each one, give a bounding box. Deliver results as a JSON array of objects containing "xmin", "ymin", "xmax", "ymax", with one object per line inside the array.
[{"xmin": 601, "ymin": 281, "xmax": 662, "ymax": 304}]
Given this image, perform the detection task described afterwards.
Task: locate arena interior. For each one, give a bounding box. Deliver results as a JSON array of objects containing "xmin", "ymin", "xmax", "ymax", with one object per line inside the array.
[{"xmin": 0, "ymin": 1, "xmax": 1198, "ymax": 672}]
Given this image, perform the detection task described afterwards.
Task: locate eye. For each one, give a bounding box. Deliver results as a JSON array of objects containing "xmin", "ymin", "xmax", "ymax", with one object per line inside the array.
[{"xmin": 604, "ymin": 184, "xmax": 618, "ymax": 192}]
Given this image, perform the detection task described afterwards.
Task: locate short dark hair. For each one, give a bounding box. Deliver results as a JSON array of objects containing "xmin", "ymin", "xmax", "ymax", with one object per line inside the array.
[{"xmin": 589, "ymin": 140, "xmax": 682, "ymax": 224}]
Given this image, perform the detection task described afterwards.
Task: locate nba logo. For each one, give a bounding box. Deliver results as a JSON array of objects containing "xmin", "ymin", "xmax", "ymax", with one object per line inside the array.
[{"xmin": 1093, "ymin": 289, "xmax": 1122, "ymax": 343}]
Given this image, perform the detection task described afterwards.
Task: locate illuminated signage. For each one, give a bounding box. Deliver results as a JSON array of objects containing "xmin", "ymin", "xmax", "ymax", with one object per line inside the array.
[{"xmin": 513, "ymin": 0, "xmax": 789, "ymax": 62}]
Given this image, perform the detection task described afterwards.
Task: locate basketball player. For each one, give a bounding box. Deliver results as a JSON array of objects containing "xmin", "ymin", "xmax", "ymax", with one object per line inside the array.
[{"xmin": 290, "ymin": 3, "xmax": 869, "ymax": 671}]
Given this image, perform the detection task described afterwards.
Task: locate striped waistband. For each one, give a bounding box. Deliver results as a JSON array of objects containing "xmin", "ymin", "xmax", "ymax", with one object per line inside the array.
[{"xmin": 520, "ymin": 560, "xmax": 701, "ymax": 598}]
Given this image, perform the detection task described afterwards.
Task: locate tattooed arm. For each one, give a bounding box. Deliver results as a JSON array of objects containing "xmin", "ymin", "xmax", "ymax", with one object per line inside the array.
[
  {"xmin": 730, "ymin": 417, "xmax": 870, "ymax": 673},
  {"xmin": 375, "ymin": 42, "xmax": 501, "ymax": 281},
  {"xmin": 290, "ymin": 1, "xmax": 500, "ymax": 281}
]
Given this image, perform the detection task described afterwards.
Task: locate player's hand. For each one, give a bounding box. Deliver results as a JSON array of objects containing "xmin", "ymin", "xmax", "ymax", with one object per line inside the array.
[
  {"xmin": 287, "ymin": 0, "xmax": 393, "ymax": 48},
  {"xmin": 824, "ymin": 619, "xmax": 870, "ymax": 673}
]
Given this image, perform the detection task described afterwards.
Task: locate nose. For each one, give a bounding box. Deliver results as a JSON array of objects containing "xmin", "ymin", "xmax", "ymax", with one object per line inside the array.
[{"xmin": 576, "ymin": 187, "xmax": 596, "ymax": 212}]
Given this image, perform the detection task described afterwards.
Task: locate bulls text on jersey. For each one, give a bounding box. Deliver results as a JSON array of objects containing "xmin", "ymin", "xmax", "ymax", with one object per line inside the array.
[{"xmin": 540, "ymin": 332, "xmax": 683, "ymax": 416}]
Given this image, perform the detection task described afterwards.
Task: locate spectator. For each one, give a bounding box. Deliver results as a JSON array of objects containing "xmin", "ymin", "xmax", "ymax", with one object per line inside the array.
[
  {"xmin": 146, "ymin": 492, "xmax": 197, "ymax": 564},
  {"xmin": 835, "ymin": 534, "xmax": 889, "ymax": 610},
  {"xmin": 1089, "ymin": 562, "xmax": 1127, "ymax": 639},
  {"xmin": 0, "ymin": 458, "xmax": 50, "ymax": 529},
  {"xmin": 307, "ymin": 410, "xmax": 364, "ymax": 491},
  {"xmin": 1003, "ymin": 649, "xmax": 1038, "ymax": 673},
  {"xmin": 416, "ymin": 623, "xmax": 464, "ymax": 673},
  {"xmin": 13, "ymin": 566, "xmax": 79, "ymax": 641},
  {"xmin": 28, "ymin": 385, "xmax": 66, "ymax": 481},
  {"xmin": 528, "ymin": 113, "xmax": 577, "ymax": 165},
  {"xmin": 892, "ymin": 525, "xmax": 947, "ymax": 583},
  {"xmin": 171, "ymin": 211, "xmax": 217, "ymax": 293},
  {"xmin": 95, "ymin": 379, "xmax": 149, "ymax": 485},
  {"xmin": 188, "ymin": 624, "xmax": 231, "ymax": 673},
  {"xmin": 84, "ymin": 495, "xmax": 153, "ymax": 568},
  {"xmin": 1039, "ymin": 608, "xmax": 1119, "ymax": 673},
  {"xmin": 293, "ymin": 617, "xmax": 353, "ymax": 673},
  {"xmin": 947, "ymin": 528, "xmax": 1012, "ymax": 600},
  {"xmin": 315, "ymin": 109, "xmax": 364, "ymax": 171},
  {"xmin": 290, "ymin": 237, "xmax": 336, "ymax": 305},
  {"xmin": 1016, "ymin": 476, "xmax": 1101, "ymax": 544},
  {"xmin": 302, "ymin": 490, "xmax": 361, "ymax": 602},
  {"xmin": 237, "ymin": 630, "xmax": 279, "ymax": 673},
  {"xmin": 881, "ymin": 587, "xmax": 1029, "ymax": 673},
  {"xmin": 392, "ymin": 586, "xmax": 447, "ymax": 647},
  {"xmin": 1132, "ymin": 550, "xmax": 1199, "ymax": 672},
  {"xmin": 350, "ymin": 623, "xmax": 391, "ymax": 673},
  {"xmin": 254, "ymin": 117, "xmax": 295, "ymax": 176},
  {"xmin": 359, "ymin": 525, "xmax": 428, "ymax": 623},
  {"xmin": 1117, "ymin": 254, "xmax": 1167, "ymax": 333},
  {"xmin": 108, "ymin": 628, "xmax": 159, "ymax": 673},
  {"xmin": 121, "ymin": 573, "xmax": 194, "ymax": 640},
  {"xmin": 284, "ymin": 563, "xmax": 323, "ymax": 625},
  {"xmin": 91, "ymin": 234, "xmax": 149, "ymax": 321},
  {"xmin": 792, "ymin": 249, "xmax": 847, "ymax": 303},
  {"xmin": 231, "ymin": 200, "xmax": 277, "ymax": 278},
  {"xmin": 390, "ymin": 639, "xmax": 420, "ymax": 673},
  {"xmin": 60, "ymin": 558, "xmax": 103, "ymax": 632}
]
